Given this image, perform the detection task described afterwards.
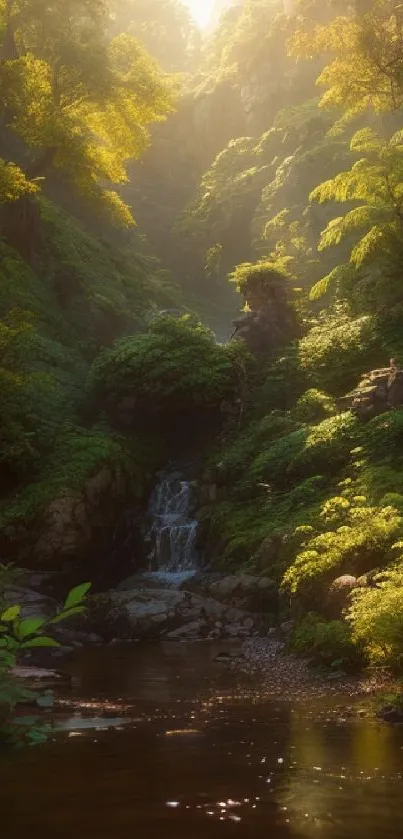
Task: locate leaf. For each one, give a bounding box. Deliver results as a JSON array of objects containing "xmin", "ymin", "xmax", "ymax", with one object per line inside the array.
[
  {"xmin": 49, "ymin": 605, "xmax": 85, "ymax": 624},
  {"xmin": 0, "ymin": 651, "xmax": 16, "ymax": 669},
  {"xmin": 309, "ymin": 274, "xmax": 335, "ymax": 301},
  {"xmin": 16, "ymin": 617, "xmax": 48, "ymax": 639},
  {"xmin": 21, "ymin": 637, "xmax": 60, "ymax": 649},
  {"xmin": 63, "ymin": 582, "xmax": 91, "ymax": 610},
  {"xmin": 1, "ymin": 605, "xmax": 21, "ymax": 622}
]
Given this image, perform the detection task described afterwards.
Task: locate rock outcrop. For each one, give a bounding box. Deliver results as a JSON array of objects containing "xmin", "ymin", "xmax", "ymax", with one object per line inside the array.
[
  {"xmin": 345, "ymin": 364, "xmax": 403, "ymax": 419},
  {"xmin": 85, "ymin": 572, "xmax": 278, "ymax": 642},
  {"xmin": 13, "ymin": 463, "xmax": 144, "ymax": 575}
]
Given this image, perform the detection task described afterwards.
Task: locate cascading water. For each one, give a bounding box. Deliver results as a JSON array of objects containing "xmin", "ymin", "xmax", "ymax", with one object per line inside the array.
[{"xmin": 146, "ymin": 471, "xmax": 200, "ymax": 574}]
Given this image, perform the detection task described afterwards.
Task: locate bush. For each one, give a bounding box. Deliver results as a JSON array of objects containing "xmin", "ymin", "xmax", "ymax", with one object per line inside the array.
[
  {"xmin": 299, "ymin": 305, "xmax": 377, "ymax": 395},
  {"xmin": 90, "ymin": 315, "xmax": 250, "ymax": 424},
  {"xmin": 290, "ymin": 613, "xmax": 362, "ymax": 670},
  {"xmin": 348, "ymin": 563, "xmax": 403, "ymax": 670},
  {"xmin": 283, "ymin": 499, "xmax": 403, "ymax": 593},
  {"xmin": 294, "ymin": 388, "xmax": 337, "ymax": 424},
  {"xmin": 250, "ymin": 412, "xmax": 357, "ymax": 490}
]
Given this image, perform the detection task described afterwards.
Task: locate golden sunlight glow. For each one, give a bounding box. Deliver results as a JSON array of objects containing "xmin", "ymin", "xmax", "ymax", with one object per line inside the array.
[{"xmin": 185, "ymin": 0, "xmax": 215, "ymax": 28}]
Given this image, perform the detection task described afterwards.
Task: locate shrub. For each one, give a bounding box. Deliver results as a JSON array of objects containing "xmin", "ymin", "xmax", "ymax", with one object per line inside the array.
[
  {"xmin": 290, "ymin": 613, "xmax": 362, "ymax": 670},
  {"xmin": 0, "ymin": 582, "xmax": 90, "ymax": 745},
  {"xmin": 299, "ymin": 305, "xmax": 377, "ymax": 395},
  {"xmin": 348, "ymin": 563, "xmax": 403, "ymax": 670},
  {"xmin": 294, "ymin": 388, "xmax": 337, "ymax": 424},
  {"xmin": 283, "ymin": 499, "xmax": 403, "ymax": 593},
  {"xmin": 90, "ymin": 315, "xmax": 250, "ymax": 424}
]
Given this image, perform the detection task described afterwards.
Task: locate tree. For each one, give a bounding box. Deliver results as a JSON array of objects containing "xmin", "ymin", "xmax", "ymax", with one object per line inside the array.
[
  {"xmin": 290, "ymin": 0, "xmax": 403, "ymax": 120},
  {"xmin": 309, "ymin": 127, "xmax": 403, "ymax": 305},
  {"xmin": 0, "ymin": 0, "xmax": 173, "ymax": 224}
]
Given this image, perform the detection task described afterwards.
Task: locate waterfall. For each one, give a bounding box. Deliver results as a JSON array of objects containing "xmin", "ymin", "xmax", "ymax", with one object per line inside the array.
[{"xmin": 146, "ymin": 471, "xmax": 199, "ymax": 572}]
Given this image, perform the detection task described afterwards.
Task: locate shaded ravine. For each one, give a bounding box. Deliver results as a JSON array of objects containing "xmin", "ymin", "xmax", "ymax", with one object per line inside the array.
[{"xmin": 1, "ymin": 642, "xmax": 403, "ymax": 838}]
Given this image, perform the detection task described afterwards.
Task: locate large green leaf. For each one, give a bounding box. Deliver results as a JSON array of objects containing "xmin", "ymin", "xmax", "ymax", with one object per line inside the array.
[
  {"xmin": 1, "ymin": 605, "xmax": 21, "ymax": 622},
  {"xmin": 16, "ymin": 617, "xmax": 48, "ymax": 639},
  {"xmin": 49, "ymin": 606, "xmax": 85, "ymax": 624},
  {"xmin": 63, "ymin": 582, "xmax": 91, "ymax": 610}
]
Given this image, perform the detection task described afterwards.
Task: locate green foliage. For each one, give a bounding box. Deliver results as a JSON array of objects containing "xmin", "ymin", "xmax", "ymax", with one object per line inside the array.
[
  {"xmin": 0, "ymin": 160, "xmax": 38, "ymax": 203},
  {"xmin": 290, "ymin": 1, "xmax": 403, "ymax": 119},
  {"xmin": 309, "ymin": 128, "xmax": 403, "ymax": 303},
  {"xmin": 293, "ymin": 389, "xmax": 337, "ymax": 424},
  {"xmin": 0, "ymin": 581, "xmax": 90, "ymax": 746},
  {"xmin": 0, "ymin": 0, "xmax": 174, "ymax": 224},
  {"xmin": 283, "ymin": 487, "xmax": 403, "ymax": 594},
  {"xmin": 90, "ymin": 315, "xmax": 250, "ymax": 423},
  {"xmin": 290, "ymin": 613, "xmax": 362, "ymax": 670},
  {"xmin": 348, "ymin": 563, "xmax": 403, "ymax": 670},
  {"xmin": 299, "ymin": 305, "xmax": 378, "ymax": 394},
  {"xmin": 229, "ymin": 259, "xmax": 290, "ymax": 298},
  {"xmin": 0, "ymin": 424, "xmax": 157, "ymax": 545}
]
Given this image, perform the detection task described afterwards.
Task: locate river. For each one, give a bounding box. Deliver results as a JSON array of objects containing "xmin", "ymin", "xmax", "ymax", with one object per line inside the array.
[{"xmin": 1, "ymin": 641, "xmax": 403, "ymax": 837}]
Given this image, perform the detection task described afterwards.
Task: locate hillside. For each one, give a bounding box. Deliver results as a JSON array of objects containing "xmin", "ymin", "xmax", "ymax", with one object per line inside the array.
[{"xmin": 2, "ymin": 0, "xmax": 403, "ymax": 675}]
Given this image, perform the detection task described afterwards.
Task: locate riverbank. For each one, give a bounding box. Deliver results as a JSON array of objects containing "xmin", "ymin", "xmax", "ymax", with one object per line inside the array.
[{"xmin": 229, "ymin": 637, "xmax": 397, "ymax": 706}]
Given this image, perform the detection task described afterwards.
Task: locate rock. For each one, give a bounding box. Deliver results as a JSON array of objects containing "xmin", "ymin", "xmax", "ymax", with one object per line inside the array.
[
  {"xmin": 225, "ymin": 624, "xmax": 245, "ymax": 638},
  {"xmin": 165, "ymin": 620, "xmax": 207, "ymax": 640},
  {"xmin": 86, "ymin": 572, "xmax": 276, "ymax": 643},
  {"xmin": 3, "ymin": 586, "xmax": 56, "ymax": 619},
  {"xmin": 243, "ymin": 617, "xmax": 254, "ymax": 631},
  {"xmin": 280, "ymin": 620, "xmax": 294, "ymax": 637},
  {"xmin": 214, "ymin": 652, "xmax": 236, "ymax": 662},
  {"xmin": 326, "ymin": 575, "xmax": 358, "ymax": 618},
  {"xmin": 188, "ymin": 573, "xmax": 278, "ymax": 614},
  {"xmin": 387, "ymin": 369, "xmax": 403, "ymax": 407},
  {"xmin": 11, "ymin": 666, "xmax": 62, "ymax": 681},
  {"xmin": 53, "ymin": 628, "xmax": 103, "ymax": 647},
  {"xmin": 347, "ymin": 363, "xmax": 403, "ymax": 419},
  {"xmin": 11, "ymin": 665, "xmax": 71, "ymax": 686},
  {"xmin": 377, "ymin": 705, "xmax": 403, "ymax": 724}
]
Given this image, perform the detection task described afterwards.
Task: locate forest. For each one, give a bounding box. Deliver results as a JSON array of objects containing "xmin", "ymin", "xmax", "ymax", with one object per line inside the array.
[{"xmin": 2, "ymin": 0, "xmax": 403, "ymax": 763}]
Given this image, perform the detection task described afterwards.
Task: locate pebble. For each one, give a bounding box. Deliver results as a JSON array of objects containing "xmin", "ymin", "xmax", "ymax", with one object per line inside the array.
[{"xmin": 229, "ymin": 638, "xmax": 394, "ymax": 703}]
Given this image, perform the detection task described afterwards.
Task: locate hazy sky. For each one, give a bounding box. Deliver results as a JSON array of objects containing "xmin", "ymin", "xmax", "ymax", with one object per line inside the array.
[{"xmin": 184, "ymin": 0, "xmax": 215, "ymax": 28}]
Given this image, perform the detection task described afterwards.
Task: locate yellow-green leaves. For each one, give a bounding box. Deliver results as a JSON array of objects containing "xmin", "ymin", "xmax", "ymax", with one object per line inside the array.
[
  {"xmin": 309, "ymin": 127, "xmax": 403, "ymax": 298},
  {"xmin": 290, "ymin": 2, "xmax": 403, "ymax": 117},
  {"xmin": 0, "ymin": 605, "xmax": 21, "ymax": 623},
  {"xmin": 0, "ymin": 3, "xmax": 173, "ymax": 225},
  {"xmin": 63, "ymin": 582, "xmax": 91, "ymax": 610},
  {"xmin": 0, "ymin": 160, "xmax": 38, "ymax": 203}
]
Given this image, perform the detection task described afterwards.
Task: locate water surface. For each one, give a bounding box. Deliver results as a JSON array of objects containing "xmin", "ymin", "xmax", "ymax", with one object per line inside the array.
[{"xmin": 1, "ymin": 642, "xmax": 403, "ymax": 838}]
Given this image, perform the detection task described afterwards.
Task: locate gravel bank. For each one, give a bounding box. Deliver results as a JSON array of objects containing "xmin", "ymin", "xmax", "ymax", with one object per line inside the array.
[{"xmin": 230, "ymin": 638, "xmax": 394, "ymax": 702}]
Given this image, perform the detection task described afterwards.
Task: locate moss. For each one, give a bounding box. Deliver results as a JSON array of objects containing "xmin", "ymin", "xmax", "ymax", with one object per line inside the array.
[{"xmin": 0, "ymin": 424, "xmax": 164, "ymax": 545}]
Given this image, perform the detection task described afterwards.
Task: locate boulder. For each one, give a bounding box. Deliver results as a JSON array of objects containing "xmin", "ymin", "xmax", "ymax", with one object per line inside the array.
[
  {"xmin": 185, "ymin": 573, "xmax": 278, "ymax": 614},
  {"xmin": 325, "ymin": 575, "xmax": 359, "ymax": 619},
  {"xmin": 347, "ymin": 363, "xmax": 403, "ymax": 419},
  {"xmin": 165, "ymin": 620, "xmax": 207, "ymax": 640},
  {"xmin": 3, "ymin": 586, "xmax": 56, "ymax": 619},
  {"xmin": 387, "ymin": 369, "xmax": 403, "ymax": 407},
  {"xmin": 85, "ymin": 572, "xmax": 278, "ymax": 643},
  {"xmin": 377, "ymin": 705, "xmax": 403, "ymax": 724}
]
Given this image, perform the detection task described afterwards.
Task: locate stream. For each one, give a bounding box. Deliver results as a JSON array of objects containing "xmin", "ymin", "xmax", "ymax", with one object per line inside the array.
[{"xmin": 1, "ymin": 641, "xmax": 403, "ymax": 838}]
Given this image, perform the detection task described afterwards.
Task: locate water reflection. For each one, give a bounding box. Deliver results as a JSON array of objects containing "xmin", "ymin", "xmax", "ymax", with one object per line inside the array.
[{"xmin": 1, "ymin": 642, "xmax": 403, "ymax": 838}]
